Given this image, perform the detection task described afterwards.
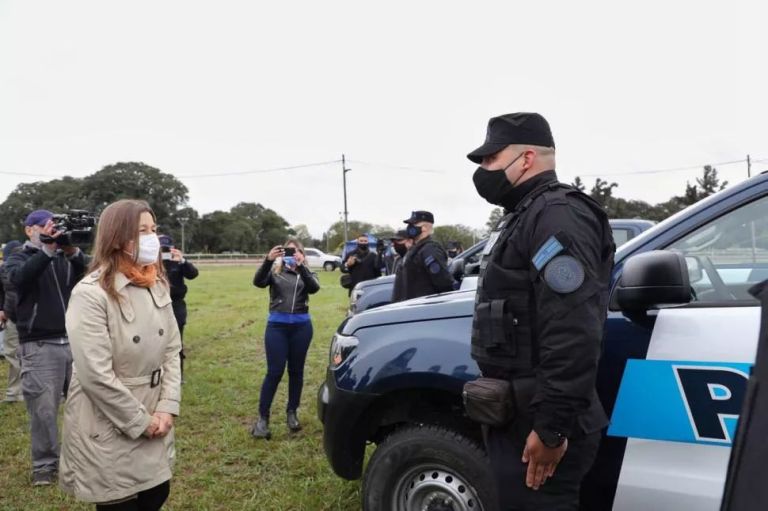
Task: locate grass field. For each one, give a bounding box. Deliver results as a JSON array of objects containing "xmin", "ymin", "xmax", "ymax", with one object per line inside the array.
[{"xmin": 0, "ymin": 266, "xmax": 364, "ymax": 511}]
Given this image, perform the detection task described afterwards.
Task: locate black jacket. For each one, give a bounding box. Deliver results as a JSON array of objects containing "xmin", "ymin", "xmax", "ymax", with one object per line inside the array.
[
  {"xmin": 392, "ymin": 237, "xmax": 454, "ymax": 302},
  {"xmin": 162, "ymin": 259, "xmax": 199, "ymax": 302},
  {"xmin": 474, "ymin": 171, "xmax": 615, "ymax": 439},
  {"xmin": 341, "ymin": 248, "xmax": 381, "ymax": 288},
  {"xmin": 5, "ymin": 243, "xmax": 90, "ymax": 343},
  {"xmin": 0, "ymin": 263, "xmax": 18, "ymax": 322},
  {"xmin": 253, "ymin": 259, "xmax": 320, "ymax": 314}
]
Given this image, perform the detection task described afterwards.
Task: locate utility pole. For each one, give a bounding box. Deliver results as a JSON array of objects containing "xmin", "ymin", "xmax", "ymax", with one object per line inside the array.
[
  {"xmin": 342, "ymin": 154, "xmax": 351, "ymax": 244},
  {"xmin": 179, "ymin": 217, "xmax": 188, "ymax": 253},
  {"xmin": 747, "ymin": 154, "xmax": 752, "ymax": 178}
]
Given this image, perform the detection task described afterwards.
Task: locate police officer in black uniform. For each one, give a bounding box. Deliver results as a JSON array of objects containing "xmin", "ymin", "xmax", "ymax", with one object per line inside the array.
[
  {"xmin": 159, "ymin": 235, "xmax": 199, "ymax": 380},
  {"xmin": 466, "ymin": 113, "xmax": 615, "ymax": 510},
  {"xmin": 391, "ymin": 211, "xmax": 454, "ymax": 302}
]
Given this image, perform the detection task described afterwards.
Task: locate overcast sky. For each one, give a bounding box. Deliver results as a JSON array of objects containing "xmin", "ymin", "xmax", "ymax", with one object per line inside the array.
[{"xmin": 2, "ymin": 1, "xmax": 766, "ymax": 239}]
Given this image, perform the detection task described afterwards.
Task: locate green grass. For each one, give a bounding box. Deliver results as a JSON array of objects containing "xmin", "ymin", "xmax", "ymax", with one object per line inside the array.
[{"xmin": 0, "ymin": 266, "xmax": 363, "ymax": 510}]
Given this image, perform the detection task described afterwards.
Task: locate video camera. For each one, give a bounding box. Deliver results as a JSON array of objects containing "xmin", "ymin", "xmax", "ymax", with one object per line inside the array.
[{"xmin": 40, "ymin": 210, "xmax": 97, "ymax": 246}]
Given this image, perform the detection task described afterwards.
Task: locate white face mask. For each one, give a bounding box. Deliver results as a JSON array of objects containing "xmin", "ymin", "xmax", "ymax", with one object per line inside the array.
[{"xmin": 135, "ymin": 233, "xmax": 160, "ymax": 266}]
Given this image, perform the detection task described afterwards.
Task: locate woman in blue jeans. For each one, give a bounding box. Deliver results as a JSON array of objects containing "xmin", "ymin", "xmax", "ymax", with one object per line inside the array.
[{"xmin": 251, "ymin": 239, "xmax": 320, "ymax": 439}]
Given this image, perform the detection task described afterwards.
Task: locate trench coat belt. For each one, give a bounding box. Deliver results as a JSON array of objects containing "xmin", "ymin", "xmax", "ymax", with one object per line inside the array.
[{"xmin": 120, "ymin": 369, "xmax": 163, "ymax": 388}]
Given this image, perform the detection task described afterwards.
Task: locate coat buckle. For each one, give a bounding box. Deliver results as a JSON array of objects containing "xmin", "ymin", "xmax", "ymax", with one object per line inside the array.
[{"xmin": 150, "ymin": 369, "xmax": 162, "ymax": 388}]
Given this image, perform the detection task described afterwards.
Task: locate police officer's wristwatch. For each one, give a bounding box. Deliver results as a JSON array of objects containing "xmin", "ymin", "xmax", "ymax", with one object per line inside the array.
[{"xmin": 537, "ymin": 429, "xmax": 566, "ymax": 448}]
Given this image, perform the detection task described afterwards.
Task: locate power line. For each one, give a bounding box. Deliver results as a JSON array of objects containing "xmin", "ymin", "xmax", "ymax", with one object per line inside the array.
[
  {"xmin": 346, "ymin": 159, "xmax": 447, "ymax": 174},
  {"xmin": 0, "ymin": 170, "xmax": 67, "ymax": 178},
  {"xmin": 576, "ymin": 158, "xmax": 751, "ymax": 178},
  {"xmin": 175, "ymin": 159, "xmax": 341, "ymax": 178}
]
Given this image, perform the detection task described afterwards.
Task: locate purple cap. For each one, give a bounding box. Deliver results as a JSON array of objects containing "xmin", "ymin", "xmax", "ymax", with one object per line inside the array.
[
  {"xmin": 24, "ymin": 210, "xmax": 53, "ymax": 227},
  {"xmin": 158, "ymin": 235, "xmax": 174, "ymax": 247}
]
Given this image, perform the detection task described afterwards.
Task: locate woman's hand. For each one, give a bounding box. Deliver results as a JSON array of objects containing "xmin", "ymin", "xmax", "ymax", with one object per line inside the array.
[
  {"xmin": 267, "ymin": 246, "xmax": 284, "ymax": 261},
  {"xmin": 151, "ymin": 412, "xmax": 174, "ymax": 438},
  {"xmin": 143, "ymin": 415, "xmax": 161, "ymax": 438}
]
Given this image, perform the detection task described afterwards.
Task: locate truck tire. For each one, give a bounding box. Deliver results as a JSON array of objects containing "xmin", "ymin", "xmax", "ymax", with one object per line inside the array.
[
  {"xmin": 362, "ymin": 425, "xmax": 498, "ymax": 511},
  {"xmin": 324, "ymin": 261, "xmax": 336, "ymax": 271}
]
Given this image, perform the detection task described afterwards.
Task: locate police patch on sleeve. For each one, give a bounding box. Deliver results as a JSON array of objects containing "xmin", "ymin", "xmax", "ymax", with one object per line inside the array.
[{"xmin": 543, "ymin": 255, "xmax": 585, "ymax": 293}]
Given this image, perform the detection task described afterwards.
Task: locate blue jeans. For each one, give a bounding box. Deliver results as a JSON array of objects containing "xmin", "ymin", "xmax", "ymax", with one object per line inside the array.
[{"xmin": 258, "ymin": 321, "xmax": 313, "ymax": 418}]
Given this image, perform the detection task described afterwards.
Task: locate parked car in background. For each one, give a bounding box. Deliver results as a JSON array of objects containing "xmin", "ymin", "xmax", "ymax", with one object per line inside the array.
[
  {"xmin": 610, "ymin": 218, "xmax": 656, "ymax": 246},
  {"xmin": 304, "ymin": 247, "xmax": 342, "ymax": 271}
]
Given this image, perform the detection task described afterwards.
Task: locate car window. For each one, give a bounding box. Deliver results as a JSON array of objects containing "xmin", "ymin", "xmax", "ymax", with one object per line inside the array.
[
  {"xmin": 667, "ymin": 195, "xmax": 768, "ymax": 304},
  {"xmin": 305, "ymin": 249, "xmax": 318, "ymax": 256},
  {"xmin": 612, "ymin": 228, "xmax": 632, "ymax": 247}
]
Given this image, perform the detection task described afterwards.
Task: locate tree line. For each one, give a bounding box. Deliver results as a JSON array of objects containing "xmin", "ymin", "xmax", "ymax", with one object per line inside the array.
[
  {"xmin": 486, "ymin": 165, "xmax": 729, "ymax": 231},
  {"xmin": 0, "ymin": 162, "xmax": 485, "ymax": 254}
]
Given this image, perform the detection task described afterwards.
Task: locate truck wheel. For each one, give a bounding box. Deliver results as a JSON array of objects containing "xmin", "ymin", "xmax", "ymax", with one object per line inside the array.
[
  {"xmin": 362, "ymin": 425, "xmax": 498, "ymax": 511},
  {"xmin": 324, "ymin": 262, "xmax": 335, "ymax": 271}
]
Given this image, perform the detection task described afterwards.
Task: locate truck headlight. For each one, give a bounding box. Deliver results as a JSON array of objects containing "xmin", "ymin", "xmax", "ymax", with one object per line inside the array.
[{"xmin": 329, "ymin": 333, "xmax": 359, "ymax": 368}]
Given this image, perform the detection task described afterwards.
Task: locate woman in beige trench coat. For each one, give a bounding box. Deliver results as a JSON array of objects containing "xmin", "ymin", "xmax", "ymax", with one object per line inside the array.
[{"xmin": 60, "ymin": 199, "xmax": 182, "ymax": 511}]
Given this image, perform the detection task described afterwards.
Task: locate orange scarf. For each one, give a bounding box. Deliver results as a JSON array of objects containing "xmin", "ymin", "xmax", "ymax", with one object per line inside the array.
[{"xmin": 118, "ymin": 258, "xmax": 158, "ymax": 288}]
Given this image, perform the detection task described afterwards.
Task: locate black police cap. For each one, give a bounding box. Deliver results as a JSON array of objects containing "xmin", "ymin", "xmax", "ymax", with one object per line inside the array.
[
  {"xmin": 467, "ymin": 112, "xmax": 555, "ymax": 164},
  {"xmin": 403, "ymin": 210, "xmax": 435, "ymax": 224},
  {"xmin": 390, "ymin": 229, "xmax": 409, "ymax": 240}
]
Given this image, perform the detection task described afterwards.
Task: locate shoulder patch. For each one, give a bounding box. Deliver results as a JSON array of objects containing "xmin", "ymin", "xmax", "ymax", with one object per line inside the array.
[
  {"xmin": 543, "ymin": 255, "xmax": 585, "ymax": 293},
  {"xmin": 424, "ymin": 254, "xmax": 436, "ymax": 266},
  {"xmin": 429, "ymin": 262, "xmax": 442, "ymax": 274},
  {"xmin": 532, "ymin": 235, "xmax": 564, "ymax": 271}
]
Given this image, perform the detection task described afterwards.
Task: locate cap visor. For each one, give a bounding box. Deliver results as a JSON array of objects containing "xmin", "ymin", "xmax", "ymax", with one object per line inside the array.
[{"xmin": 467, "ymin": 142, "xmax": 508, "ymax": 164}]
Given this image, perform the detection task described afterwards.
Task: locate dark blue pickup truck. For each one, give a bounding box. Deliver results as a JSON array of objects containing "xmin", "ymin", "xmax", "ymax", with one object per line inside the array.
[{"xmin": 319, "ymin": 175, "xmax": 768, "ymax": 511}]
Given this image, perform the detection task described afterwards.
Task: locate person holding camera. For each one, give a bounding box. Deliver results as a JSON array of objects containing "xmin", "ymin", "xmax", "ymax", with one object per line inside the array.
[
  {"xmin": 60, "ymin": 199, "xmax": 182, "ymax": 510},
  {"xmin": 251, "ymin": 239, "xmax": 319, "ymax": 439},
  {"xmin": 158, "ymin": 235, "xmax": 198, "ymax": 381},
  {"xmin": 1, "ymin": 240, "xmax": 24, "ymax": 403},
  {"xmin": 340, "ymin": 234, "xmax": 381, "ymax": 294},
  {"xmin": 4, "ymin": 210, "xmax": 90, "ymax": 485}
]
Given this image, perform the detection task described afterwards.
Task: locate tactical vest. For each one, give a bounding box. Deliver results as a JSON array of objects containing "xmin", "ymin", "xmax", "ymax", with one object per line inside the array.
[{"xmin": 471, "ymin": 182, "xmax": 608, "ymax": 374}]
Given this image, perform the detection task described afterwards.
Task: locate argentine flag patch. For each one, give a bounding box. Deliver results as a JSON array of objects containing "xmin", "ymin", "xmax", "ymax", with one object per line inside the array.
[{"xmin": 532, "ymin": 235, "xmax": 564, "ymax": 271}]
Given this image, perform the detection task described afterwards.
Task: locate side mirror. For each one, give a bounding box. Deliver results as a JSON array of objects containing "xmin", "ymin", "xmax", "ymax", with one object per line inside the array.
[
  {"xmin": 616, "ymin": 250, "xmax": 692, "ymax": 311},
  {"xmin": 449, "ymin": 258, "xmax": 465, "ymax": 281}
]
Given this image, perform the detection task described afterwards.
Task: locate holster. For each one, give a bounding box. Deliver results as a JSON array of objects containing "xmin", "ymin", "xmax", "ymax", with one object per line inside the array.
[{"xmin": 463, "ymin": 375, "xmax": 536, "ymax": 427}]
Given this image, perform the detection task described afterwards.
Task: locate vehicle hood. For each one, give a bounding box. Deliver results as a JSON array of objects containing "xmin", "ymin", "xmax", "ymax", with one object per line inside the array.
[{"xmin": 342, "ymin": 288, "xmax": 475, "ymax": 334}]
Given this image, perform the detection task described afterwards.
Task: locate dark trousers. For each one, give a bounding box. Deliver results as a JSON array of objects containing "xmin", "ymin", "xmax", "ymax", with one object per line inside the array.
[
  {"xmin": 258, "ymin": 321, "xmax": 313, "ymax": 418},
  {"xmin": 95, "ymin": 481, "xmax": 170, "ymax": 511},
  {"xmin": 486, "ymin": 418, "xmax": 601, "ymax": 511},
  {"xmin": 172, "ymin": 301, "xmax": 187, "ymax": 378}
]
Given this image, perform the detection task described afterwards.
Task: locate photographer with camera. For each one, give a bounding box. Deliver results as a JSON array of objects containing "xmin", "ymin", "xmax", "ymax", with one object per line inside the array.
[
  {"xmin": 5, "ymin": 209, "xmax": 91, "ymax": 485},
  {"xmin": 251, "ymin": 239, "xmax": 319, "ymax": 440},
  {"xmin": 158, "ymin": 235, "xmax": 198, "ymax": 381},
  {"xmin": 340, "ymin": 234, "xmax": 381, "ymax": 294}
]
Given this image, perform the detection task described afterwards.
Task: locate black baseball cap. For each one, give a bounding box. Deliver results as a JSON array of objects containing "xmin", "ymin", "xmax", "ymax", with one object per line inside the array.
[
  {"xmin": 467, "ymin": 112, "xmax": 555, "ymax": 164},
  {"xmin": 403, "ymin": 211, "xmax": 435, "ymax": 224},
  {"xmin": 390, "ymin": 229, "xmax": 409, "ymax": 241},
  {"xmin": 158, "ymin": 235, "xmax": 174, "ymax": 247}
]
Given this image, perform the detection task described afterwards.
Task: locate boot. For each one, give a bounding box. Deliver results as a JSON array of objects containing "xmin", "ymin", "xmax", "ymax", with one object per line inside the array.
[
  {"xmin": 287, "ymin": 410, "xmax": 302, "ymax": 432},
  {"xmin": 250, "ymin": 416, "xmax": 271, "ymax": 439}
]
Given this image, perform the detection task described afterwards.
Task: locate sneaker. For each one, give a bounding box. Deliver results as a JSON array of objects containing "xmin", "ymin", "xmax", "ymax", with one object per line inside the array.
[
  {"xmin": 287, "ymin": 410, "xmax": 302, "ymax": 432},
  {"xmin": 32, "ymin": 471, "xmax": 56, "ymax": 486},
  {"xmin": 250, "ymin": 417, "xmax": 271, "ymax": 440},
  {"xmin": 3, "ymin": 395, "xmax": 24, "ymax": 403}
]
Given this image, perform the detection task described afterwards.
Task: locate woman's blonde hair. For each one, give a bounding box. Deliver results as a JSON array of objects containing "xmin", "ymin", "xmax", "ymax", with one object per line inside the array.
[
  {"xmin": 272, "ymin": 237, "xmax": 305, "ymax": 274},
  {"xmin": 88, "ymin": 199, "xmax": 165, "ymax": 302}
]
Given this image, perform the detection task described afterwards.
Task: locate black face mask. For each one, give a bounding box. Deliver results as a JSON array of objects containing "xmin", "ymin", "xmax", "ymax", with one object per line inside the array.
[
  {"xmin": 406, "ymin": 224, "xmax": 422, "ymax": 238},
  {"xmin": 472, "ymin": 152, "xmax": 525, "ymax": 207},
  {"xmin": 358, "ymin": 245, "xmax": 369, "ymax": 254},
  {"xmin": 394, "ymin": 244, "xmax": 407, "ymax": 256}
]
